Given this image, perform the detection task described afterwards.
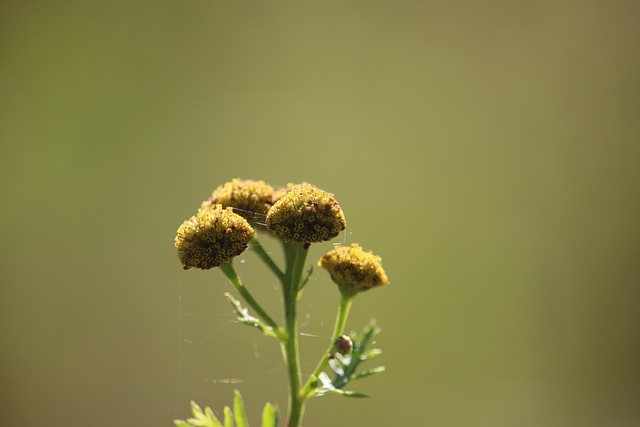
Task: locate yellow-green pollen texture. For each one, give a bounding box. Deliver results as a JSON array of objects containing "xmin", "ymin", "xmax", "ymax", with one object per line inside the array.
[
  {"xmin": 266, "ymin": 184, "xmax": 346, "ymax": 243},
  {"xmin": 175, "ymin": 205, "xmax": 254, "ymax": 269},
  {"xmin": 271, "ymin": 182, "xmax": 309, "ymax": 204},
  {"xmin": 201, "ymin": 178, "xmax": 274, "ymax": 221},
  {"xmin": 318, "ymin": 244, "xmax": 389, "ymax": 293}
]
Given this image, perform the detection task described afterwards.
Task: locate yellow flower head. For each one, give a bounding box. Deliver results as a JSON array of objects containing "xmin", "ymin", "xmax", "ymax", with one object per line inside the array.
[
  {"xmin": 318, "ymin": 244, "xmax": 389, "ymax": 294},
  {"xmin": 201, "ymin": 178, "xmax": 274, "ymax": 222},
  {"xmin": 175, "ymin": 205, "xmax": 254, "ymax": 269},
  {"xmin": 271, "ymin": 182, "xmax": 309, "ymax": 205},
  {"xmin": 266, "ymin": 183, "xmax": 346, "ymax": 243}
]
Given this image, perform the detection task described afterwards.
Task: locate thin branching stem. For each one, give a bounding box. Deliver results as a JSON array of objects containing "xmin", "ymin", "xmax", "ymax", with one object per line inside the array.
[
  {"xmin": 219, "ymin": 261, "xmax": 284, "ymax": 337},
  {"xmin": 249, "ymin": 235, "xmax": 285, "ymax": 281}
]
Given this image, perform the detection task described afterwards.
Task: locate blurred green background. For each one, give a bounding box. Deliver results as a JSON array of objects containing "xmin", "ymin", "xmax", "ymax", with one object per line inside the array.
[{"xmin": 1, "ymin": 1, "xmax": 639, "ymax": 426}]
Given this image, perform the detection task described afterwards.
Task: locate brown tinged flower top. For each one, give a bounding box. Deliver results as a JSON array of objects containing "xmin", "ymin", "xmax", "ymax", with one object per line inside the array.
[
  {"xmin": 318, "ymin": 244, "xmax": 389, "ymax": 294},
  {"xmin": 175, "ymin": 205, "xmax": 254, "ymax": 270},
  {"xmin": 265, "ymin": 183, "xmax": 346, "ymax": 243},
  {"xmin": 201, "ymin": 178, "xmax": 274, "ymax": 222}
]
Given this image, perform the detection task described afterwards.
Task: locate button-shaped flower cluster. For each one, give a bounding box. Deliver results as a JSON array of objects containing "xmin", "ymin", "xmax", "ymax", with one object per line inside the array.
[
  {"xmin": 318, "ymin": 244, "xmax": 389, "ymax": 295},
  {"xmin": 201, "ymin": 178, "xmax": 275, "ymax": 222},
  {"xmin": 266, "ymin": 183, "xmax": 346, "ymax": 243},
  {"xmin": 175, "ymin": 205, "xmax": 254, "ymax": 270}
]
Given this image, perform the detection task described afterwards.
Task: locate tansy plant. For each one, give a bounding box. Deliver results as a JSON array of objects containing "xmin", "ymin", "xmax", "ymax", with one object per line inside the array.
[{"xmin": 174, "ymin": 179, "xmax": 389, "ymax": 427}]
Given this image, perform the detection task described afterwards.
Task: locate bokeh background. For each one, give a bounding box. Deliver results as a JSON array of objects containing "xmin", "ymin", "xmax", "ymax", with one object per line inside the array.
[{"xmin": 1, "ymin": 1, "xmax": 639, "ymax": 426}]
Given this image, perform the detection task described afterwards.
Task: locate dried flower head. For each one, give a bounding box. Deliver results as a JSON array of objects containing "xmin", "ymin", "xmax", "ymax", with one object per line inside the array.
[
  {"xmin": 201, "ymin": 178, "xmax": 274, "ymax": 222},
  {"xmin": 318, "ymin": 244, "xmax": 389, "ymax": 294},
  {"xmin": 265, "ymin": 183, "xmax": 346, "ymax": 243},
  {"xmin": 175, "ymin": 205, "xmax": 254, "ymax": 269}
]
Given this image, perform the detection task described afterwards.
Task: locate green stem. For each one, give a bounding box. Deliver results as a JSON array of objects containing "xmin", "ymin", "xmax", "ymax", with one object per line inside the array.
[
  {"xmin": 249, "ymin": 235, "xmax": 285, "ymax": 281},
  {"xmin": 219, "ymin": 261, "xmax": 283, "ymax": 336},
  {"xmin": 303, "ymin": 293, "xmax": 354, "ymax": 398},
  {"xmin": 281, "ymin": 242, "xmax": 308, "ymax": 427}
]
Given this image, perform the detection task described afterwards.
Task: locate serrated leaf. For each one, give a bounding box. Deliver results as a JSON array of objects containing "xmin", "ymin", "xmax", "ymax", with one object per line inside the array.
[
  {"xmin": 204, "ymin": 407, "xmax": 223, "ymax": 427},
  {"xmin": 178, "ymin": 395, "xmax": 276, "ymax": 427},
  {"xmin": 177, "ymin": 400, "xmax": 224, "ymax": 427},
  {"xmin": 327, "ymin": 388, "xmax": 369, "ymax": 398},
  {"xmin": 329, "ymin": 320, "xmax": 384, "ymax": 391},
  {"xmin": 225, "ymin": 292, "xmax": 276, "ymax": 338},
  {"xmin": 233, "ymin": 390, "xmax": 250, "ymax": 427},
  {"xmin": 261, "ymin": 403, "xmax": 278, "ymax": 427},
  {"xmin": 360, "ymin": 348, "xmax": 382, "ymax": 360},
  {"xmin": 223, "ymin": 406, "xmax": 233, "ymax": 427},
  {"xmin": 351, "ymin": 365, "xmax": 386, "ymax": 380},
  {"xmin": 191, "ymin": 401, "xmax": 205, "ymax": 419}
]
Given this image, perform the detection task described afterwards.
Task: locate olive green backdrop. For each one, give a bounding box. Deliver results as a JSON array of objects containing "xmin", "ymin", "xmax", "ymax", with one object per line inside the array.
[{"xmin": 1, "ymin": 1, "xmax": 639, "ymax": 426}]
